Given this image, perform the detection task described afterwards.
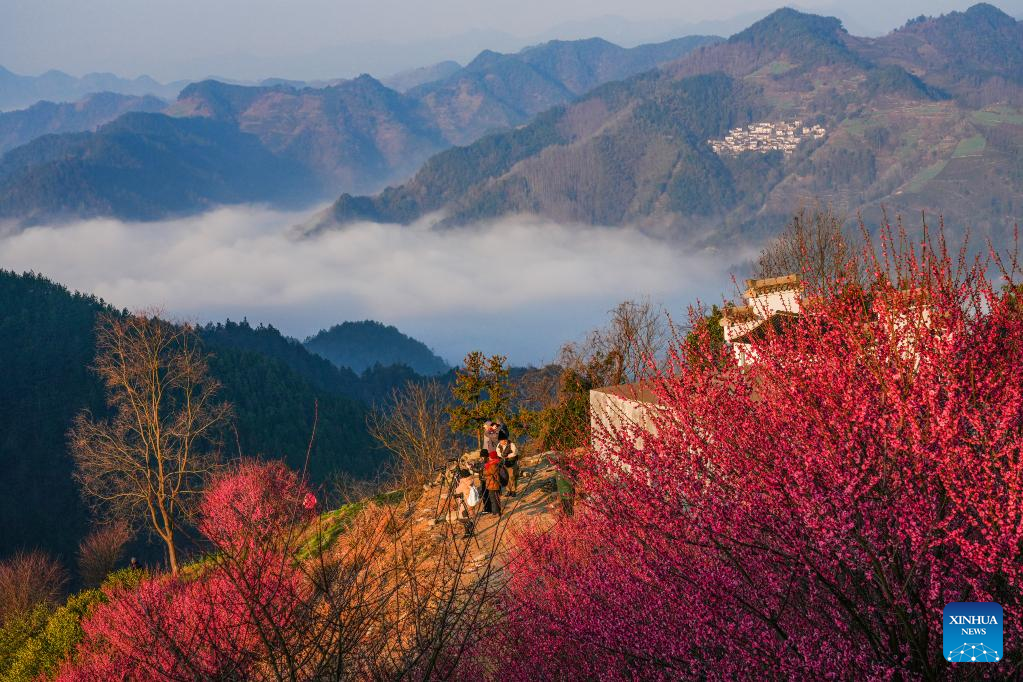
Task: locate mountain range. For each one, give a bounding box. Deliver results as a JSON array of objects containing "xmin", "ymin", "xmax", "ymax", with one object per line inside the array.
[
  {"xmin": 0, "ymin": 113, "xmax": 319, "ymax": 223},
  {"xmin": 0, "ymin": 92, "xmax": 166, "ymax": 155},
  {"xmin": 2, "ymin": 4, "xmax": 1022, "ymax": 242},
  {"xmin": 313, "ymin": 3, "xmax": 1023, "ymax": 245},
  {"xmin": 0, "ymin": 35, "xmax": 720, "ymax": 225},
  {"xmin": 0, "ymin": 66, "xmax": 185, "ymax": 112}
]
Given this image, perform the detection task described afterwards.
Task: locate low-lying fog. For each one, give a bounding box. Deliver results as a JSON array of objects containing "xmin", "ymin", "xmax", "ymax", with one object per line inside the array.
[{"xmin": 0, "ymin": 205, "xmax": 751, "ymax": 365}]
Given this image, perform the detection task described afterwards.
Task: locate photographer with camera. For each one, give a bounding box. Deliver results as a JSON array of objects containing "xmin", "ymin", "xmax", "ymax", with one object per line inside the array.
[
  {"xmin": 449, "ymin": 467, "xmax": 480, "ymax": 538},
  {"xmin": 483, "ymin": 420, "xmax": 500, "ymax": 452}
]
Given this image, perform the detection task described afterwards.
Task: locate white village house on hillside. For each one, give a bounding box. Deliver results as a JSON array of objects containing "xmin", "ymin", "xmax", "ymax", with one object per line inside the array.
[{"xmin": 589, "ymin": 275, "xmax": 803, "ymax": 447}]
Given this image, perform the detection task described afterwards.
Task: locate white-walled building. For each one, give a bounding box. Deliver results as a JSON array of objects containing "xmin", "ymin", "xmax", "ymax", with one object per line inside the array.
[
  {"xmin": 720, "ymin": 275, "xmax": 802, "ymax": 366},
  {"xmin": 589, "ymin": 382, "xmax": 661, "ymax": 453},
  {"xmin": 589, "ymin": 275, "xmax": 803, "ymax": 449}
]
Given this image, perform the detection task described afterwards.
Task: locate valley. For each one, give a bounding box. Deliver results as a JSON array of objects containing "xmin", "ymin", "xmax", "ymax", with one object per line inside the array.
[{"xmin": 4, "ymin": 3, "xmax": 1023, "ymax": 679}]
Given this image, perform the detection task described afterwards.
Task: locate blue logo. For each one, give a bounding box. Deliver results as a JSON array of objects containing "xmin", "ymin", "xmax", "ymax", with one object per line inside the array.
[{"xmin": 943, "ymin": 602, "xmax": 1003, "ymax": 663}]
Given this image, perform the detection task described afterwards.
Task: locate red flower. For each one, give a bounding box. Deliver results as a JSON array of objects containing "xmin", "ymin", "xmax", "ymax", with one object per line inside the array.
[{"xmin": 480, "ymin": 235, "xmax": 1023, "ymax": 679}]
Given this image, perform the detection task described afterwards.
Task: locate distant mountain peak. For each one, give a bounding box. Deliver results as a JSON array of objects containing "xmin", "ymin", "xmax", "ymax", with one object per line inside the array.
[
  {"xmin": 900, "ymin": 2, "xmax": 1018, "ymax": 32},
  {"xmin": 304, "ymin": 320, "xmax": 449, "ymax": 376},
  {"xmin": 523, "ymin": 36, "xmax": 618, "ymax": 52},
  {"xmin": 344, "ymin": 73, "xmax": 393, "ymax": 92},
  {"xmin": 177, "ymin": 79, "xmax": 272, "ymax": 100},
  {"xmin": 465, "ymin": 49, "xmax": 506, "ymax": 71},
  {"xmin": 879, "ymin": 1, "xmax": 1023, "ymax": 95},
  {"xmin": 964, "ymin": 3, "xmax": 1016, "ymax": 24},
  {"xmin": 731, "ymin": 7, "xmax": 847, "ymax": 45},
  {"xmin": 352, "ymin": 73, "xmax": 382, "ymax": 84},
  {"xmin": 726, "ymin": 7, "xmax": 860, "ymax": 67},
  {"xmin": 0, "ymin": 66, "xmax": 184, "ymax": 111},
  {"xmin": 381, "ymin": 60, "xmax": 461, "ymax": 93}
]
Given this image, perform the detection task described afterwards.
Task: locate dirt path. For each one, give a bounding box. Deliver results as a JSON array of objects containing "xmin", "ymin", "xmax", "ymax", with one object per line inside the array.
[{"xmin": 412, "ymin": 451, "xmax": 562, "ymax": 570}]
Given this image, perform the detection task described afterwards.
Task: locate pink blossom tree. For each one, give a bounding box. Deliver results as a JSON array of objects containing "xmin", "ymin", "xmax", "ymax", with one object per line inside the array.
[
  {"xmin": 489, "ymin": 230, "xmax": 1023, "ymax": 679},
  {"xmin": 199, "ymin": 458, "xmax": 317, "ymax": 552},
  {"xmin": 58, "ymin": 460, "xmax": 311, "ymax": 680},
  {"xmin": 57, "ymin": 455, "xmax": 499, "ymax": 680},
  {"xmin": 60, "ymin": 558, "xmax": 304, "ymax": 681}
]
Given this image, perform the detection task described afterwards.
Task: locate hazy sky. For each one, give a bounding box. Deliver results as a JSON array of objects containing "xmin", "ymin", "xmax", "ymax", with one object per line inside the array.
[{"xmin": 2, "ymin": 0, "xmax": 1020, "ymax": 82}]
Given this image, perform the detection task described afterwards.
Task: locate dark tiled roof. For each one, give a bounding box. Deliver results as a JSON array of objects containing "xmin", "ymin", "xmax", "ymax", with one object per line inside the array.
[{"xmin": 730, "ymin": 311, "xmax": 800, "ymax": 344}]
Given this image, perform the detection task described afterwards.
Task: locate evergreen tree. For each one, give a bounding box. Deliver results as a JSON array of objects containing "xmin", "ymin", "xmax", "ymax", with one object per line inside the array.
[{"xmin": 447, "ymin": 352, "xmax": 509, "ymax": 448}]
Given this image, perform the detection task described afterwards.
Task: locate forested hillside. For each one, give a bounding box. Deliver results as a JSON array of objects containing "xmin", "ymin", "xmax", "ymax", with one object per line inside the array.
[
  {"xmin": 0, "ymin": 113, "xmax": 320, "ymax": 224},
  {"xmin": 167, "ymin": 76, "xmax": 449, "ymax": 194},
  {"xmin": 408, "ymin": 35, "xmax": 721, "ymax": 144},
  {"xmin": 0, "ymin": 92, "xmax": 166, "ymax": 155},
  {"xmin": 316, "ymin": 70, "xmax": 769, "ymax": 230},
  {"xmin": 0, "ymin": 35, "xmax": 717, "ymax": 225},
  {"xmin": 860, "ymin": 3, "xmax": 1023, "ymax": 107},
  {"xmin": 0, "ymin": 272, "xmax": 109, "ymax": 570},
  {"xmin": 305, "ymin": 320, "xmax": 450, "ymax": 376},
  {"xmin": 0, "ymin": 271, "xmax": 385, "ymax": 564},
  {"xmin": 315, "ymin": 5, "xmax": 1023, "ymax": 245},
  {"xmin": 201, "ymin": 319, "xmax": 439, "ymax": 404}
]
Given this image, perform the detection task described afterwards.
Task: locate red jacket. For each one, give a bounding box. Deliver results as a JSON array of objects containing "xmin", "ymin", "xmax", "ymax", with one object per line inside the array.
[{"xmin": 484, "ymin": 454, "xmax": 502, "ymax": 490}]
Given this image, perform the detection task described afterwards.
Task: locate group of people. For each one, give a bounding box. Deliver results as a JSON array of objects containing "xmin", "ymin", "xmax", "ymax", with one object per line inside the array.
[
  {"xmin": 479, "ymin": 419, "xmax": 519, "ymax": 516},
  {"xmin": 449, "ymin": 420, "xmax": 519, "ymax": 537}
]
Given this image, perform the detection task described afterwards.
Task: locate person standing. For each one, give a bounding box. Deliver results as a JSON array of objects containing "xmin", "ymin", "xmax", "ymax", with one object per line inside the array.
[
  {"xmin": 550, "ymin": 451, "xmax": 576, "ymax": 516},
  {"xmin": 497, "ymin": 436, "xmax": 519, "ymax": 495},
  {"xmin": 475, "ymin": 448, "xmax": 492, "ymax": 514},
  {"xmin": 483, "ymin": 450, "xmax": 503, "ymax": 516},
  {"xmin": 483, "ymin": 420, "xmax": 500, "ymax": 452}
]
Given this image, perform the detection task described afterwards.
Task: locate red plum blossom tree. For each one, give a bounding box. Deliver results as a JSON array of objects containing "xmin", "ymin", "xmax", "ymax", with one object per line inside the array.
[{"xmin": 487, "ymin": 230, "xmax": 1023, "ymax": 680}]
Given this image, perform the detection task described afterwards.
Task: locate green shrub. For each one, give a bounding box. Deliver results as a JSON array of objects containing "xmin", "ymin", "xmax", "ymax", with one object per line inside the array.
[
  {"xmin": 0, "ymin": 572, "xmax": 144, "ymax": 681},
  {"xmin": 101, "ymin": 567, "xmax": 145, "ymax": 592},
  {"xmin": 0, "ymin": 605, "xmax": 50, "ymax": 678}
]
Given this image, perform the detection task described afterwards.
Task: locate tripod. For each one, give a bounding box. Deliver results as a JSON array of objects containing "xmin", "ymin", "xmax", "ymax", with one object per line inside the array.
[{"xmin": 433, "ymin": 459, "xmax": 483, "ymax": 550}]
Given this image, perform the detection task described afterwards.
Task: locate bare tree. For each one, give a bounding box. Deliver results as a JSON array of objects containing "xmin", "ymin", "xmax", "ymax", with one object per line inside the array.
[
  {"xmin": 70, "ymin": 311, "xmax": 230, "ymax": 575},
  {"xmin": 564, "ymin": 298, "xmax": 667, "ymax": 387},
  {"xmin": 0, "ymin": 551, "xmax": 67, "ymax": 624},
  {"xmin": 368, "ymin": 380, "xmax": 453, "ymax": 488},
  {"xmin": 77, "ymin": 521, "xmax": 133, "ymax": 587},
  {"xmin": 80, "ymin": 463, "xmax": 512, "ymax": 680},
  {"xmin": 755, "ymin": 205, "xmax": 863, "ymax": 292},
  {"xmin": 515, "ymin": 300, "xmax": 666, "ymax": 451}
]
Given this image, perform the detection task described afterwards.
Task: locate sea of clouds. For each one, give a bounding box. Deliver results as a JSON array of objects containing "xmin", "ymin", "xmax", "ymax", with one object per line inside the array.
[{"xmin": 0, "ymin": 205, "xmax": 751, "ymax": 365}]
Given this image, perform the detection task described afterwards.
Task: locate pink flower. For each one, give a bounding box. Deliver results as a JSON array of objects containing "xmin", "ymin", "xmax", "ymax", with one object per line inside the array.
[
  {"xmin": 57, "ymin": 459, "xmax": 314, "ymax": 681},
  {"xmin": 198, "ymin": 459, "xmax": 316, "ymax": 551},
  {"xmin": 468, "ymin": 233, "xmax": 1023, "ymax": 679},
  {"xmin": 59, "ymin": 554, "xmax": 304, "ymax": 681}
]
